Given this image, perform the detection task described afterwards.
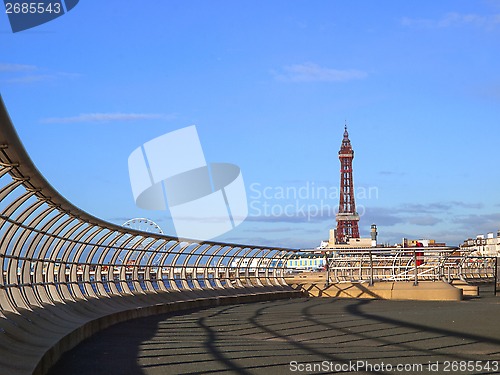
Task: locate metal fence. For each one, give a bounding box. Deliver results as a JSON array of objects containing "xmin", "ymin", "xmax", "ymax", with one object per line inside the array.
[{"xmin": 325, "ymin": 247, "xmax": 498, "ymax": 287}]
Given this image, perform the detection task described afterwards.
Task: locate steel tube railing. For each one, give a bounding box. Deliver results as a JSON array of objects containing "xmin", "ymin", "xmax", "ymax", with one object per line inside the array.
[
  {"xmin": 324, "ymin": 247, "xmax": 496, "ymax": 285},
  {"xmin": 0, "ymin": 95, "xmax": 296, "ymax": 321}
]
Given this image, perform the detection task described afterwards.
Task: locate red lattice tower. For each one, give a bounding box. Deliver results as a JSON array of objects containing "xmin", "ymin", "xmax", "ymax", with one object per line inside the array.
[{"xmin": 335, "ymin": 125, "xmax": 360, "ymax": 243}]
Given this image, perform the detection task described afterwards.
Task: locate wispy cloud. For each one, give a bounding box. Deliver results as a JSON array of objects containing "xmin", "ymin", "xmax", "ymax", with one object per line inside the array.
[
  {"xmin": 362, "ymin": 208, "xmax": 406, "ymax": 227},
  {"xmin": 6, "ymin": 75, "xmax": 53, "ymax": 84},
  {"xmin": 363, "ymin": 201, "xmax": 483, "ymax": 227},
  {"xmin": 379, "ymin": 171, "xmax": 406, "ymax": 176},
  {"xmin": 246, "ymin": 200, "xmax": 482, "ymax": 227},
  {"xmin": 0, "ymin": 63, "xmax": 38, "ymax": 72},
  {"xmin": 451, "ymin": 213, "xmax": 500, "ymax": 232},
  {"xmin": 407, "ymin": 215, "xmax": 442, "ymax": 226},
  {"xmin": 247, "ymin": 206, "xmax": 334, "ymax": 224},
  {"xmin": 364, "ymin": 202, "xmax": 495, "ymax": 245},
  {"xmin": 245, "ymin": 226, "xmax": 296, "ymax": 233},
  {"xmin": 400, "ymin": 201, "xmax": 483, "ymax": 214},
  {"xmin": 41, "ymin": 112, "xmax": 175, "ymax": 124},
  {"xmin": 0, "ymin": 62, "xmax": 79, "ymax": 84},
  {"xmin": 223, "ymin": 235, "xmax": 305, "ymax": 249},
  {"xmin": 401, "ymin": 12, "xmax": 500, "ymax": 30},
  {"xmin": 274, "ymin": 62, "xmax": 367, "ymax": 83}
]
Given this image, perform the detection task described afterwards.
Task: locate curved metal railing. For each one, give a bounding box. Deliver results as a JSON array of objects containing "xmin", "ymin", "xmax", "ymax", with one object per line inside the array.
[
  {"xmin": 0, "ymin": 96, "xmax": 299, "ymax": 374},
  {"xmin": 0, "ymin": 96, "xmax": 295, "ymax": 306}
]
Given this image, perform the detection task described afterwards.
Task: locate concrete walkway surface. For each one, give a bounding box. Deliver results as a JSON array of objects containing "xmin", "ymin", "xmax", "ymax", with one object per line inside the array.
[{"xmin": 48, "ymin": 293, "xmax": 500, "ymax": 375}]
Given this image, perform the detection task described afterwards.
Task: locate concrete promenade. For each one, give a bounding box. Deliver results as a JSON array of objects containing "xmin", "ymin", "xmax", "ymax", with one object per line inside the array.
[{"xmin": 48, "ymin": 290, "xmax": 500, "ymax": 375}]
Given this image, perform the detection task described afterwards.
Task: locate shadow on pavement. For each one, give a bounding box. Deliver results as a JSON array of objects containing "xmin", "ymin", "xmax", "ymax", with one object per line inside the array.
[{"xmin": 48, "ymin": 296, "xmax": 500, "ymax": 375}]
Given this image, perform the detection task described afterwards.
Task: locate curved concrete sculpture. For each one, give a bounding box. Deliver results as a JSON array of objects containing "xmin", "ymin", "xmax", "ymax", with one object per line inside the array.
[{"xmin": 0, "ymin": 97, "xmax": 299, "ymax": 374}]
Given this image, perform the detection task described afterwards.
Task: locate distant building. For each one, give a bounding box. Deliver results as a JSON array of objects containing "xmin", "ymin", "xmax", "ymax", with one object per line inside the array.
[
  {"xmin": 401, "ymin": 238, "xmax": 447, "ymax": 247},
  {"xmin": 286, "ymin": 253, "xmax": 326, "ymax": 271},
  {"xmin": 460, "ymin": 231, "xmax": 500, "ymax": 256},
  {"xmin": 321, "ymin": 224, "xmax": 379, "ymax": 249}
]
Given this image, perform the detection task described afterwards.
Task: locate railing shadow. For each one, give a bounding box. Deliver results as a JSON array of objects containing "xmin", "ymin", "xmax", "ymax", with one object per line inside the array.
[{"xmin": 44, "ymin": 296, "xmax": 500, "ymax": 374}]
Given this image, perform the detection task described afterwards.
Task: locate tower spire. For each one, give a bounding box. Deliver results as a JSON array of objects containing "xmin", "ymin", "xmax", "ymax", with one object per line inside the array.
[{"xmin": 335, "ymin": 124, "xmax": 360, "ymax": 243}]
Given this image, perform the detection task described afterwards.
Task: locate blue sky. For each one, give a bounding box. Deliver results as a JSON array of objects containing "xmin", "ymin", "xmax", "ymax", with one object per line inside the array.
[{"xmin": 1, "ymin": 1, "xmax": 499, "ymax": 248}]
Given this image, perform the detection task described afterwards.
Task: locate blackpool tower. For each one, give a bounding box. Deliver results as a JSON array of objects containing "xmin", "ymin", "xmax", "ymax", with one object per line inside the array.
[{"xmin": 335, "ymin": 125, "xmax": 360, "ymax": 243}]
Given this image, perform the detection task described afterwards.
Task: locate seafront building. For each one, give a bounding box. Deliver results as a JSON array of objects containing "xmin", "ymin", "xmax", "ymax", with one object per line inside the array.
[
  {"xmin": 400, "ymin": 238, "xmax": 447, "ymax": 248},
  {"xmin": 323, "ymin": 224, "xmax": 378, "ymax": 249},
  {"xmin": 460, "ymin": 230, "xmax": 500, "ymax": 256},
  {"xmin": 286, "ymin": 253, "xmax": 326, "ymax": 271}
]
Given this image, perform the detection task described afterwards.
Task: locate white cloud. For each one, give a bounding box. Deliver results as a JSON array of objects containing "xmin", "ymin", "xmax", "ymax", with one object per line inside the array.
[
  {"xmin": 41, "ymin": 113, "xmax": 174, "ymax": 124},
  {"xmin": 407, "ymin": 215, "xmax": 442, "ymax": 226},
  {"xmin": 401, "ymin": 12, "xmax": 500, "ymax": 30},
  {"xmin": 452, "ymin": 213, "xmax": 500, "ymax": 231},
  {"xmin": 6, "ymin": 75, "xmax": 53, "ymax": 84},
  {"xmin": 401, "ymin": 201, "xmax": 483, "ymax": 214},
  {"xmin": 0, "ymin": 62, "xmax": 79, "ymax": 84},
  {"xmin": 438, "ymin": 12, "xmax": 500, "ymax": 28},
  {"xmin": 246, "ymin": 206, "xmax": 334, "ymax": 223},
  {"xmin": 379, "ymin": 171, "xmax": 406, "ymax": 176},
  {"xmin": 275, "ymin": 63, "xmax": 367, "ymax": 83},
  {"xmin": 0, "ymin": 63, "xmax": 38, "ymax": 72}
]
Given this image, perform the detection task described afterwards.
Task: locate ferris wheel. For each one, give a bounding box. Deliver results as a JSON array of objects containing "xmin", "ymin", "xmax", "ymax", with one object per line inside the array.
[
  {"xmin": 122, "ymin": 218, "xmax": 164, "ymax": 236},
  {"xmin": 117, "ymin": 218, "xmax": 164, "ymax": 266}
]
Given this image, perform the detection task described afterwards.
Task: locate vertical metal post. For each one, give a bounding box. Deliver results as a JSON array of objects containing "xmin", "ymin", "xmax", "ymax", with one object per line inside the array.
[
  {"xmin": 413, "ymin": 248, "xmax": 418, "ymax": 286},
  {"xmin": 495, "ymin": 257, "xmax": 498, "ymax": 296},
  {"xmin": 437, "ymin": 256, "xmax": 441, "ymax": 281},
  {"xmin": 325, "ymin": 252, "xmax": 330, "ymax": 287},
  {"xmin": 369, "ymin": 249, "xmax": 374, "ymax": 286}
]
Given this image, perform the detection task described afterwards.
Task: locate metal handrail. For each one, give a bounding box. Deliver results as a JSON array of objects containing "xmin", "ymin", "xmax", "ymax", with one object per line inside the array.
[{"xmin": 323, "ymin": 247, "xmax": 497, "ymax": 285}]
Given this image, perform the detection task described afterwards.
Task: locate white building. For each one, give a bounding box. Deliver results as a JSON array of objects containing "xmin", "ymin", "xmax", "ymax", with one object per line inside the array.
[
  {"xmin": 460, "ymin": 230, "xmax": 500, "ymax": 256},
  {"xmin": 286, "ymin": 253, "xmax": 326, "ymax": 271}
]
